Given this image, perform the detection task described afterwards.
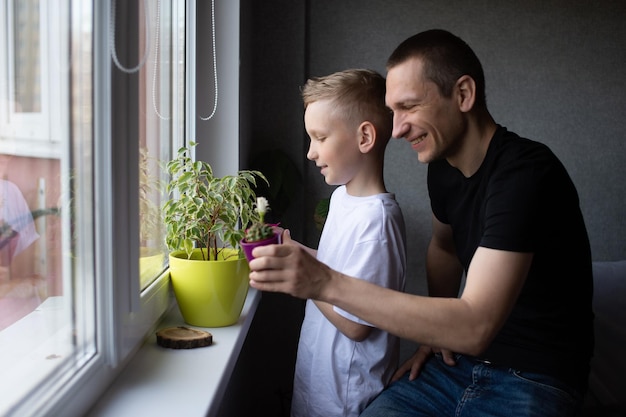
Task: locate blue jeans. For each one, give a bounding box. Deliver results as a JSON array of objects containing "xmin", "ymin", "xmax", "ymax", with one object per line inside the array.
[{"xmin": 361, "ymin": 353, "xmax": 583, "ymax": 417}]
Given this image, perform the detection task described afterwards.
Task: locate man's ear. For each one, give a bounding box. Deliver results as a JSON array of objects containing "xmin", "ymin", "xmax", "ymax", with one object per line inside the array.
[
  {"xmin": 358, "ymin": 121, "xmax": 376, "ymax": 154},
  {"xmin": 456, "ymin": 75, "xmax": 476, "ymax": 113}
]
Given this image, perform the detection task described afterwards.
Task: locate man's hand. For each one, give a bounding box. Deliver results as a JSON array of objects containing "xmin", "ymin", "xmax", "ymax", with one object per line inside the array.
[
  {"xmin": 248, "ymin": 229, "xmax": 333, "ymax": 300},
  {"xmin": 392, "ymin": 345, "xmax": 456, "ymax": 382}
]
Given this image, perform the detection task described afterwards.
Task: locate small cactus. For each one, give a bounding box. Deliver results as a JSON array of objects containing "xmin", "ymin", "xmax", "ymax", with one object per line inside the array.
[
  {"xmin": 245, "ymin": 222, "xmax": 275, "ymax": 242},
  {"xmin": 244, "ymin": 197, "xmax": 275, "ymax": 242}
]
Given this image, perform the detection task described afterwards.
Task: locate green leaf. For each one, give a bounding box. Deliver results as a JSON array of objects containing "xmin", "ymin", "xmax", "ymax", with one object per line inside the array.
[{"xmin": 163, "ymin": 144, "xmax": 271, "ymax": 257}]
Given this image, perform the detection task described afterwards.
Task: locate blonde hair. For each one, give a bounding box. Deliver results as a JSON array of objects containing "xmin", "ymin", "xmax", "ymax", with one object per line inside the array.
[{"xmin": 301, "ymin": 69, "xmax": 392, "ymax": 143}]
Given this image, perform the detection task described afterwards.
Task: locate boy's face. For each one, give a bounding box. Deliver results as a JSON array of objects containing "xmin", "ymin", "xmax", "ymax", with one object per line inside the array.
[{"xmin": 304, "ymin": 99, "xmax": 362, "ymax": 187}]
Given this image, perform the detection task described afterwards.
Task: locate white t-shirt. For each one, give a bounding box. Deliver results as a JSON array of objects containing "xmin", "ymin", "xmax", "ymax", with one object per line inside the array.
[{"xmin": 291, "ymin": 185, "xmax": 407, "ymax": 417}]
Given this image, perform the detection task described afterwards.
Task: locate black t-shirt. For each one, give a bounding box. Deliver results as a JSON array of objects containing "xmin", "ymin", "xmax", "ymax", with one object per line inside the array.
[{"xmin": 428, "ymin": 125, "xmax": 594, "ymax": 393}]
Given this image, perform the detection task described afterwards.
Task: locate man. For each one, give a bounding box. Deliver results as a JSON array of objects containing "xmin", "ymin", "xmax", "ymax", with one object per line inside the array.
[{"xmin": 249, "ymin": 29, "xmax": 593, "ymax": 416}]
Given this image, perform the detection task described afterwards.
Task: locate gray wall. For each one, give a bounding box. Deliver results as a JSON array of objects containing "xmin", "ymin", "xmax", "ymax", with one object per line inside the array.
[
  {"xmin": 223, "ymin": 1, "xmax": 626, "ymax": 416},
  {"xmin": 304, "ymin": 0, "xmax": 626, "ymax": 291}
]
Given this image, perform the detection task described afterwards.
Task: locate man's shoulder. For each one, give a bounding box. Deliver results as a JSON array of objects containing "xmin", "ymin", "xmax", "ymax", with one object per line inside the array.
[
  {"xmin": 492, "ymin": 127, "xmax": 552, "ymax": 153},
  {"xmin": 490, "ymin": 128, "xmax": 559, "ymax": 170}
]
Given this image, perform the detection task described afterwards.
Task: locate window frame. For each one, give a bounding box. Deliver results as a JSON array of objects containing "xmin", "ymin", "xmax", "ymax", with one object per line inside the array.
[{"xmin": 1, "ymin": 0, "xmax": 242, "ymax": 414}]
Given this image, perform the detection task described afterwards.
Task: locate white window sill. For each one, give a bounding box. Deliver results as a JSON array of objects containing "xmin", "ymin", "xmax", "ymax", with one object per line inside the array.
[
  {"xmin": 0, "ymin": 296, "xmax": 76, "ymax": 413},
  {"xmin": 87, "ymin": 288, "xmax": 261, "ymax": 417}
]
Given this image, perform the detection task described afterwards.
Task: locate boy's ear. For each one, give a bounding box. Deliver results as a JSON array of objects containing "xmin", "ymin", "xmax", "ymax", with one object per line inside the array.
[
  {"xmin": 456, "ymin": 75, "xmax": 476, "ymax": 113},
  {"xmin": 358, "ymin": 121, "xmax": 376, "ymax": 153}
]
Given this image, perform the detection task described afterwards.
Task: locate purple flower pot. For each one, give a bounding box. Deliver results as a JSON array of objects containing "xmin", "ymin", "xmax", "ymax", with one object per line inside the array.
[{"xmin": 240, "ymin": 232, "xmax": 281, "ymax": 262}]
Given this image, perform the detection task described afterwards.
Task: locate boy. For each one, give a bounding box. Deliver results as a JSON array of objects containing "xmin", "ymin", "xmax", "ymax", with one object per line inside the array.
[{"xmin": 289, "ymin": 69, "xmax": 407, "ymax": 417}]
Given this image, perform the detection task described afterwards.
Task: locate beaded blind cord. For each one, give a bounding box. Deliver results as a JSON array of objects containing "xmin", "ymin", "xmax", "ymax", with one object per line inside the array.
[
  {"xmin": 110, "ymin": 0, "xmax": 218, "ymax": 121},
  {"xmin": 110, "ymin": 0, "xmax": 150, "ymax": 74},
  {"xmin": 151, "ymin": 0, "xmax": 168, "ymax": 120},
  {"xmin": 199, "ymin": 0, "xmax": 218, "ymax": 121},
  {"xmin": 110, "ymin": 0, "xmax": 169, "ymax": 120}
]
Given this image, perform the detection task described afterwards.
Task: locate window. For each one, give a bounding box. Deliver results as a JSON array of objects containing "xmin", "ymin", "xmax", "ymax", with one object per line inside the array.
[
  {"xmin": 0, "ymin": 1, "xmax": 95, "ymax": 415},
  {"xmin": 0, "ymin": 0, "xmax": 186, "ymax": 415}
]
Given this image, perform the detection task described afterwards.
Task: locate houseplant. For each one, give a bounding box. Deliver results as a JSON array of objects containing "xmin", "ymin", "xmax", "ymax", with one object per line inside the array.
[
  {"xmin": 163, "ymin": 143, "xmax": 268, "ymax": 327},
  {"xmin": 240, "ymin": 197, "xmax": 281, "ymax": 262}
]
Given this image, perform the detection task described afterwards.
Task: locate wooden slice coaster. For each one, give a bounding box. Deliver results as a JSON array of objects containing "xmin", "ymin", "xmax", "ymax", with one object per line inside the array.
[{"xmin": 156, "ymin": 326, "xmax": 213, "ymax": 349}]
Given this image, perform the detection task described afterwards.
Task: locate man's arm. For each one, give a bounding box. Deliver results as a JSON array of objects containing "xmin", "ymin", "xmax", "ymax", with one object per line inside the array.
[
  {"xmin": 249, "ymin": 231, "xmax": 532, "ymax": 355},
  {"xmin": 426, "ymin": 215, "xmax": 464, "ymax": 298},
  {"xmin": 324, "ymin": 247, "xmax": 532, "ymax": 355}
]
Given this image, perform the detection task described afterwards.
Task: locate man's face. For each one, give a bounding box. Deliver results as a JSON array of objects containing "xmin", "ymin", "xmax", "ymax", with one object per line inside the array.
[{"xmin": 385, "ymin": 57, "xmax": 464, "ymax": 164}]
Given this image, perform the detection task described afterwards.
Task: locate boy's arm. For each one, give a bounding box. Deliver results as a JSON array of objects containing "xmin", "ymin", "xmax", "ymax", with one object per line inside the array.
[
  {"xmin": 280, "ymin": 229, "xmax": 372, "ymax": 341},
  {"xmin": 313, "ymin": 300, "xmax": 372, "ymax": 342},
  {"xmin": 280, "ymin": 231, "xmax": 374, "ymax": 339}
]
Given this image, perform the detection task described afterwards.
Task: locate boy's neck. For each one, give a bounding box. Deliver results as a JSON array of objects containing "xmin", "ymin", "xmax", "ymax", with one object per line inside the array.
[{"xmin": 344, "ymin": 170, "xmax": 387, "ymax": 197}]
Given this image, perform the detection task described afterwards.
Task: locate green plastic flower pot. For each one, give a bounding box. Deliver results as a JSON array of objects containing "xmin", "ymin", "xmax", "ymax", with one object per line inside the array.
[{"xmin": 169, "ymin": 248, "xmax": 249, "ymax": 327}]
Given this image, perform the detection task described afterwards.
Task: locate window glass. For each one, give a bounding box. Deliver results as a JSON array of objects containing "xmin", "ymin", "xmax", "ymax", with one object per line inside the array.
[
  {"xmin": 110, "ymin": 0, "xmax": 180, "ymax": 290},
  {"xmin": 13, "ymin": 0, "xmax": 41, "ymax": 113},
  {"xmin": 1, "ymin": 0, "xmax": 56, "ymax": 146},
  {"xmin": 0, "ymin": 0, "xmax": 97, "ymax": 415},
  {"xmin": 134, "ymin": 0, "xmax": 180, "ymax": 290}
]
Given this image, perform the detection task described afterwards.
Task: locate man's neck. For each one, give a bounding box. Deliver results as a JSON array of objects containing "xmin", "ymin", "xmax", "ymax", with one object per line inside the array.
[{"xmin": 448, "ymin": 112, "xmax": 497, "ymax": 178}]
